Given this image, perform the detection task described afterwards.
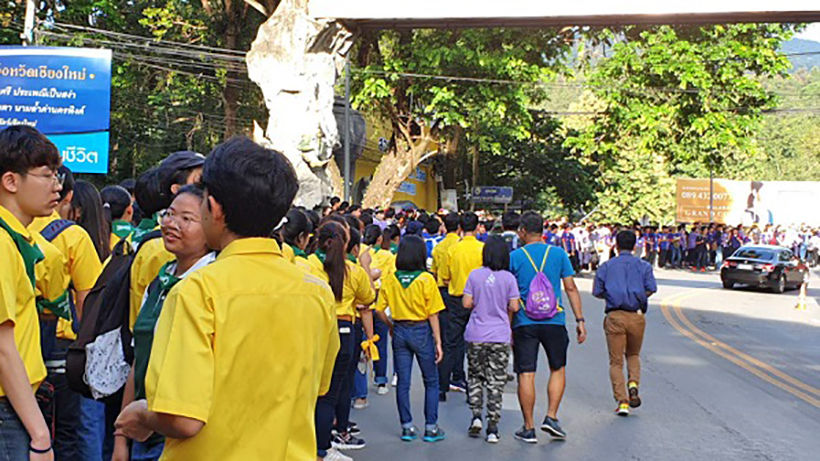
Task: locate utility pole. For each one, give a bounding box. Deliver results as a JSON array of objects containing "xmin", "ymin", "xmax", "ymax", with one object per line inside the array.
[
  {"xmin": 709, "ymin": 167, "xmax": 714, "ymax": 223},
  {"xmin": 21, "ymin": 0, "xmax": 36, "ymax": 46},
  {"xmin": 343, "ymin": 60, "xmax": 351, "ymax": 202}
]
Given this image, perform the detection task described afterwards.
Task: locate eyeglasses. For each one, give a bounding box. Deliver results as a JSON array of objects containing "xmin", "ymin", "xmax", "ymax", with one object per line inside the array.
[
  {"xmin": 25, "ymin": 171, "xmax": 65, "ymax": 186},
  {"xmin": 160, "ymin": 209, "xmax": 201, "ymax": 228}
]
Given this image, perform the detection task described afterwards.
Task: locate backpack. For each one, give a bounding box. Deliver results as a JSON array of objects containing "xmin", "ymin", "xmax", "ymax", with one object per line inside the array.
[
  {"xmin": 66, "ymin": 230, "xmax": 161, "ymax": 403},
  {"xmin": 39, "ymin": 219, "xmax": 80, "ymax": 333},
  {"xmin": 521, "ymin": 246, "xmax": 559, "ymax": 321}
]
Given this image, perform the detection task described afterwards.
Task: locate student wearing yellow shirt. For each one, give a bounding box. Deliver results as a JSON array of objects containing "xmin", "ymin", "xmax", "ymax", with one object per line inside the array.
[
  {"xmin": 280, "ymin": 208, "xmax": 313, "ymax": 264},
  {"xmin": 438, "ymin": 212, "xmax": 484, "ymax": 399},
  {"xmin": 306, "ymin": 221, "xmax": 375, "ymax": 460},
  {"xmin": 129, "ymin": 151, "xmax": 204, "ymax": 330},
  {"xmin": 100, "ymin": 185, "xmax": 134, "ymax": 251},
  {"xmin": 374, "ymin": 235, "xmax": 446, "ymax": 443},
  {"xmin": 0, "ymin": 125, "xmax": 62, "ymax": 460},
  {"xmin": 360, "ymin": 224, "xmax": 396, "ymax": 393},
  {"xmin": 430, "ymin": 212, "xmax": 462, "ymax": 395},
  {"xmin": 114, "ymin": 137, "xmax": 340, "ymax": 461}
]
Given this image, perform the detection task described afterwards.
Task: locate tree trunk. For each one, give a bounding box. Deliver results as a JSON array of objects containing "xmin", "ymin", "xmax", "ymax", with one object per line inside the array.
[{"xmin": 222, "ymin": 2, "xmax": 240, "ymax": 138}]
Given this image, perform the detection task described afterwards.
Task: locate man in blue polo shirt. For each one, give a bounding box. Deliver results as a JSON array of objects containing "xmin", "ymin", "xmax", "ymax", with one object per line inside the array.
[{"xmin": 510, "ymin": 212, "xmax": 586, "ymax": 444}]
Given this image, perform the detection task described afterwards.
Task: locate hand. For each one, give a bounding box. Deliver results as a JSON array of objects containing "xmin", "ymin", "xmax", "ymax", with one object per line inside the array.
[
  {"xmin": 29, "ymin": 448, "xmax": 53, "ymax": 461},
  {"xmin": 576, "ymin": 322, "xmax": 587, "ymax": 344},
  {"xmin": 29, "ymin": 432, "xmax": 52, "ymax": 461},
  {"xmin": 114, "ymin": 400, "xmax": 153, "ymax": 442},
  {"xmin": 434, "ymin": 341, "xmax": 444, "ymax": 364},
  {"xmin": 111, "ymin": 437, "xmax": 130, "ymax": 461}
]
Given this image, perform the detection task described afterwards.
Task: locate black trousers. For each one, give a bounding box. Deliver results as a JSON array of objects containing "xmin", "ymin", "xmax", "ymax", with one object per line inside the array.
[
  {"xmin": 315, "ymin": 320, "xmax": 354, "ymax": 455},
  {"xmin": 438, "ymin": 293, "xmax": 468, "ymax": 393}
]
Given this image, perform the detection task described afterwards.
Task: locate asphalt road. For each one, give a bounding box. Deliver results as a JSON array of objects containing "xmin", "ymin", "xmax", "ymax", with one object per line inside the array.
[{"xmin": 345, "ymin": 268, "xmax": 820, "ymax": 461}]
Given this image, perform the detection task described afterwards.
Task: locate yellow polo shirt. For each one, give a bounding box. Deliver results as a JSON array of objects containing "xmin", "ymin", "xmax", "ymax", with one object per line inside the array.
[
  {"xmin": 29, "ymin": 212, "xmax": 102, "ymax": 340},
  {"xmin": 146, "ymin": 238, "xmax": 339, "ymax": 461},
  {"xmin": 306, "ymin": 255, "xmax": 375, "ymax": 318},
  {"xmin": 431, "ymin": 232, "xmax": 459, "ymax": 288},
  {"xmin": 129, "ymin": 236, "xmax": 174, "ymax": 329},
  {"xmin": 368, "ymin": 247, "xmax": 396, "ymax": 289},
  {"xmin": 0, "ymin": 206, "xmax": 47, "ymax": 395},
  {"xmin": 375, "ymin": 271, "xmax": 445, "ymax": 321},
  {"xmin": 32, "ymin": 234, "xmax": 69, "ymax": 305},
  {"xmin": 281, "ymin": 242, "xmax": 295, "ymax": 263},
  {"xmin": 442, "ymin": 235, "xmax": 484, "ymax": 296}
]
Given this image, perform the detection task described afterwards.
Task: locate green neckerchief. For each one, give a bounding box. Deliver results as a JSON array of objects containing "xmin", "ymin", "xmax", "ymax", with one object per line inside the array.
[
  {"xmin": 390, "ymin": 243, "xmax": 399, "ymax": 254},
  {"xmin": 288, "ymin": 243, "xmax": 307, "ymax": 258},
  {"xmin": 131, "ymin": 216, "xmax": 158, "ymax": 244},
  {"xmin": 394, "ymin": 270, "xmax": 423, "ymax": 289},
  {"xmin": 111, "ymin": 220, "xmax": 134, "ymax": 239},
  {"xmin": 37, "ymin": 289, "xmax": 72, "ymax": 320},
  {"xmin": 141, "ymin": 262, "xmax": 182, "ymax": 320},
  {"xmin": 315, "ymin": 249, "xmax": 327, "ymax": 263},
  {"xmin": 0, "ymin": 216, "xmax": 44, "ymax": 290},
  {"xmin": 347, "ymin": 253, "xmax": 358, "ymax": 263}
]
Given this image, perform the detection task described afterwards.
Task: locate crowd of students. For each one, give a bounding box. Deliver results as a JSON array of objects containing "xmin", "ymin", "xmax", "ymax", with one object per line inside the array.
[{"xmin": 1, "ymin": 124, "xmax": 658, "ymax": 461}]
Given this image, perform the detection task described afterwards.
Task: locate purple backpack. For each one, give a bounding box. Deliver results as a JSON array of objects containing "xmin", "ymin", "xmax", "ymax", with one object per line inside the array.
[{"xmin": 521, "ymin": 246, "xmax": 558, "ymax": 320}]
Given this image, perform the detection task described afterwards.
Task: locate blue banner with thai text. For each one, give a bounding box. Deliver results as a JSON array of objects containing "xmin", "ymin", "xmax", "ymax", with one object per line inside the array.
[{"xmin": 0, "ymin": 47, "xmax": 111, "ymax": 173}]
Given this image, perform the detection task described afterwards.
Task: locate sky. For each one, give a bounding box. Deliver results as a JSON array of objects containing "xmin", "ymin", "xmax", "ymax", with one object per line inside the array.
[{"xmin": 796, "ymin": 23, "xmax": 820, "ymax": 42}]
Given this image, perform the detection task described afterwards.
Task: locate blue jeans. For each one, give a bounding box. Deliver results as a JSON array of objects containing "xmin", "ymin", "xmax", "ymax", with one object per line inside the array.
[
  {"xmin": 393, "ymin": 322, "xmax": 439, "ymax": 429},
  {"xmin": 0, "ymin": 398, "xmax": 29, "ymax": 461},
  {"xmin": 132, "ymin": 439, "xmax": 164, "ymax": 461},
  {"xmin": 373, "ymin": 316, "xmax": 390, "ymax": 385},
  {"xmin": 352, "ymin": 324, "xmax": 368, "ymax": 400},
  {"xmin": 77, "ymin": 396, "xmax": 117, "ymax": 461}
]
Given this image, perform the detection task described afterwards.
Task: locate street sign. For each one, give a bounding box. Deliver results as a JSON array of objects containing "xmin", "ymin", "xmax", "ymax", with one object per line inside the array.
[
  {"xmin": 0, "ymin": 46, "xmax": 112, "ymax": 173},
  {"xmin": 472, "ymin": 186, "xmax": 513, "ymax": 204}
]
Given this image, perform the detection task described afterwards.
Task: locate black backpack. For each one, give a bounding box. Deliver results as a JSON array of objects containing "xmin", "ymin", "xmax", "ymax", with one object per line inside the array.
[{"xmin": 66, "ymin": 231, "xmax": 161, "ymax": 403}]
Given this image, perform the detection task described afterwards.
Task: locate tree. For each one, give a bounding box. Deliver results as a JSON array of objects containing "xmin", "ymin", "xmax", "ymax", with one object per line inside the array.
[
  {"xmin": 565, "ymin": 24, "xmax": 798, "ymax": 223},
  {"xmin": 351, "ymin": 28, "xmax": 575, "ymax": 209}
]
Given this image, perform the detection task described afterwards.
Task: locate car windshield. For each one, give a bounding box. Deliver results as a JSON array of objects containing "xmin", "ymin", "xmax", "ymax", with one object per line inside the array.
[{"xmin": 733, "ymin": 248, "xmax": 775, "ymax": 261}]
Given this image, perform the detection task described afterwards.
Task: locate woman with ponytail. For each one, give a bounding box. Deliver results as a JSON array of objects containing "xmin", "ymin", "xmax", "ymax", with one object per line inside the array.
[
  {"xmin": 100, "ymin": 185, "xmax": 134, "ymax": 250},
  {"xmin": 307, "ymin": 222, "xmax": 376, "ymax": 461},
  {"xmin": 280, "ymin": 208, "xmax": 313, "ymax": 263}
]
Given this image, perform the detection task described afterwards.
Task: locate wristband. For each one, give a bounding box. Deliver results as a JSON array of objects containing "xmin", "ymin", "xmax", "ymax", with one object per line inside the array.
[
  {"xmin": 576, "ymin": 318, "xmax": 585, "ymax": 323},
  {"xmin": 29, "ymin": 443, "xmax": 52, "ymax": 454}
]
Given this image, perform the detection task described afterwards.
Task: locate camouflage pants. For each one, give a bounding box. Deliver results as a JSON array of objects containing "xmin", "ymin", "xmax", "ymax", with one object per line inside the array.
[{"xmin": 467, "ymin": 342, "xmax": 510, "ymax": 424}]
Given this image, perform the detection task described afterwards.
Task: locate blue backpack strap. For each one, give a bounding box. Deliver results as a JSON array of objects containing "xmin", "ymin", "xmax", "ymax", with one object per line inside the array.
[{"xmin": 40, "ymin": 219, "xmax": 75, "ymax": 242}]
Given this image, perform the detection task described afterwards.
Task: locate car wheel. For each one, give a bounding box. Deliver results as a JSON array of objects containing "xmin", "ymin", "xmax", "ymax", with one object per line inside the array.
[
  {"xmin": 722, "ymin": 279, "xmax": 734, "ymax": 289},
  {"xmin": 772, "ymin": 274, "xmax": 786, "ymax": 294}
]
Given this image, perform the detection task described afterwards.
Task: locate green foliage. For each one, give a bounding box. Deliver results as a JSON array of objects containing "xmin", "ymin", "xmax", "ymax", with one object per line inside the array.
[{"xmin": 566, "ymin": 24, "xmax": 798, "ymax": 223}]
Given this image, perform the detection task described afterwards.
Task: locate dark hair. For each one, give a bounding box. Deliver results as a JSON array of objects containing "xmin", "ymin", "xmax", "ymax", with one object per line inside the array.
[
  {"xmin": 282, "ymin": 209, "xmax": 313, "ymax": 247},
  {"xmin": 460, "ymin": 212, "xmax": 479, "ymax": 232},
  {"xmin": 424, "ymin": 218, "xmax": 440, "ymax": 235},
  {"xmin": 384, "ymin": 208, "xmax": 395, "ymax": 219},
  {"xmin": 502, "ymin": 211, "xmax": 521, "ymax": 231},
  {"xmin": 344, "ymin": 215, "xmax": 362, "ymax": 232},
  {"xmin": 395, "ymin": 235, "xmax": 427, "ymax": 271},
  {"xmin": 71, "ymin": 180, "xmax": 110, "ymax": 262},
  {"xmin": 134, "ymin": 167, "xmax": 168, "ymax": 215},
  {"xmin": 443, "ymin": 213, "xmax": 460, "ymax": 232},
  {"xmin": 359, "ymin": 212, "xmax": 373, "ymax": 227},
  {"xmin": 520, "ymin": 211, "xmax": 544, "ymax": 234},
  {"xmin": 119, "ymin": 178, "xmax": 136, "ymax": 194},
  {"xmin": 347, "ymin": 227, "xmax": 361, "ymax": 254},
  {"xmin": 483, "ymin": 235, "xmax": 510, "ymax": 271},
  {"xmin": 330, "ymin": 196, "xmax": 340, "ymax": 206},
  {"xmin": 174, "ymin": 183, "xmax": 205, "ymax": 201},
  {"xmin": 616, "ymin": 230, "xmax": 637, "ymax": 251},
  {"xmin": 100, "ymin": 185, "xmax": 131, "ymax": 221},
  {"xmin": 386, "ymin": 224, "xmax": 401, "ymax": 241},
  {"xmin": 57, "ymin": 165, "xmax": 75, "ymax": 201},
  {"xmin": 202, "ymin": 137, "xmax": 298, "ymax": 237},
  {"xmin": 0, "ymin": 126, "xmax": 61, "ymax": 176},
  {"xmin": 317, "ymin": 222, "xmax": 348, "ymax": 301},
  {"xmin": 322, "ymin": 213, "xmax": 349, "ymax": 229},
  {"xmin": 348, "ymin": 204, "xmax": 361, "ymax": 213},
  {"xmin": 339, "ymin": 201, "xmax": 349, "ymax": 211},
  {"xmin": 363, "ymin": 224, "xmax": 382, "ymax": 246}
]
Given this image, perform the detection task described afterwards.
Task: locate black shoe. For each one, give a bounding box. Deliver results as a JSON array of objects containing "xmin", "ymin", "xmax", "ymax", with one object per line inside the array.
[
  {"xmin": 347, "ymin": 421, "xmax": 361, "ymax": 435},
  {"xmin": 468, "ymin": 417, "xmax": 482, "ymax": 438},
  {"xmin": 439, "ymin": 392, "xmax": 447, "ymax": 402},
  {"xmin": 449, "ymin": 380, "xmax": 467, "ymax": 393},
  {"xmin": 514, "ymin": 427, "xmax": 537, "ymax": 444},
  {"xmin": 401, "ymin": 426, "xmax": 418, "ymax": 442},
  {"xmin": 486, "ymin": 423, "xmax": 500, "ymax": 444},
  {"xmin": 628, "ymin": 385, "xmax": 642, "ymax": 408},
  {"xmin": 331, "ymin": 432, "xmax": 366, "ymax": 450},
  {"xmin": 423, "ymin": 426, "xmax": 446, "ymax": 443},
  {"xmin": 540, "ymin": 416, "xmax": 567, "ymax": 439}
]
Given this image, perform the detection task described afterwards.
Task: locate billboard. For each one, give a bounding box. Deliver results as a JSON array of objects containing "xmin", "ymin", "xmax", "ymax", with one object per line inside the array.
[
  {"xmin": 676, "ymin": 178, "xmax": 820, "ymax": 226},
  {"xmin": 0, "ymin": 47, "xmax": 112, "ymax": 173},
  {"xmin": 472, "ymin": 186, "xmax": 513, "ymax": 204}
]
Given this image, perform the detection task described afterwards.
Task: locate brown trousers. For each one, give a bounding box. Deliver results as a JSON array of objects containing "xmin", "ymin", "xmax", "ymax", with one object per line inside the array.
[{"xmin": 604, "ymin": 310, "xmax": 646, "ymax": 403}]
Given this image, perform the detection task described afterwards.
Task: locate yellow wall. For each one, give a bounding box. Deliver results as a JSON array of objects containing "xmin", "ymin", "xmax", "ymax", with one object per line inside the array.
[{"xmin": 354, "ymin": 159, "xmax": 438, "ymax": 211}]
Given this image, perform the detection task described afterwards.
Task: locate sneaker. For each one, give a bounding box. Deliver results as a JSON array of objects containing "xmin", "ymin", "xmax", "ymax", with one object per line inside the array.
[
  {"xmin": 423, "ymin": 426, "xmax": 446, "ymax": 443},
  {"xmin": 332, "ymin": 432, "xmax": 366, "ymax": 450},
  {"xmin": 391, "ymin": 374, "xmax": 398, "ymax": 387},
  {"xmin": 616, "ymin": 402, "xmax": 630, "ymax": 417},
  {"xmin": 347, "ymin": 422, "xmax": 361, "ymax": 435},
  {"xmin": 514, "ymin": 427, "xmax": 537, "ymax": 444},
  {"xmin": 468, "ymin": 417, "xmax": 483, "ymax": 438},
  {"xmin": 486, "ymin": 424, "xmax": 500, "ymax": 444},
  {"xmin": 439, "ymin": 392, "xmax": 447, "ymax": 402},
  {"xmin": 449, "ymin": 380, "xmax": 467, "ymax": 393},
  {"xmin": 540, "ymin": 416, "xmax": 567, "ymax": 439},
  {"xmin": 400, "ymin": 426, "xmax": 418, "ymax": 442},
  {"xmin": 628, "ymin": 383, "xmax": 642, "ymax": 408},
  {"xmin": 352, "ymin": 398, "xmax": 369, "ymax": 410},
  {"xmin": 324, "ymin": 447, "xmax": 353, "ymax": 461},
  {"xmin": 377, "ymin": 384, "xmax": 388, "ymax": 395}
]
